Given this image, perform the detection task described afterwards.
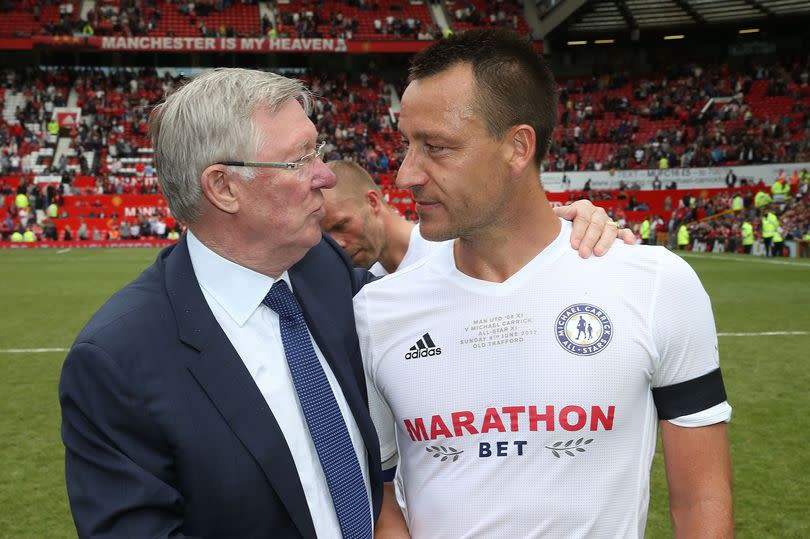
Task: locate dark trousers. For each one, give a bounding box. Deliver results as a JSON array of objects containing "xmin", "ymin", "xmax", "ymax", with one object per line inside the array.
[{"xmin": 763, "ymin": 236, "xmax": 773, "ymax": 256}]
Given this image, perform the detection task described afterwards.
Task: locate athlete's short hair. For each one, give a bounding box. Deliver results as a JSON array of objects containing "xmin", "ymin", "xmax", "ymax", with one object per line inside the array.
[
  {"xmin": 326, "ymin": 160, "xmax": 381, "ymax": 203},
  {"xmin": 149, "ymin": 68, "xmax": 312, "ymax": 224},
  {"xmin": 408, "ymin": 29, "xmax": 558, "ymax": 166}
]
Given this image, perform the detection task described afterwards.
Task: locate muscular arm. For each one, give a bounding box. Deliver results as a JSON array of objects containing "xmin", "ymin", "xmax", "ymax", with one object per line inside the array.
[
  {"xmin": 375, "ymin": 482, "xmax": 410, "ymax": 539},
  {"xmin": 661, "ymin": 421, "xmax": 734, "ymax": 539}
]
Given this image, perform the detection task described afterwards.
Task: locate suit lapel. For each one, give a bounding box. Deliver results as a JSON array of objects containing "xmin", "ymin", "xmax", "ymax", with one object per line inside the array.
[
  {"xmin": 163, "ymin": 236, "xmax": 317, "ymax": 539},
  {"xmin": 290, "ymin": 266, "xmax": 380, "ymax": 468}
]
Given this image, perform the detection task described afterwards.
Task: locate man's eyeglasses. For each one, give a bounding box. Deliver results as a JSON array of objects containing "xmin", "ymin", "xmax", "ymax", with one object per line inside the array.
[{"xmin": 217, "ymin": 141, "xmax": 327, "ymax": 171}]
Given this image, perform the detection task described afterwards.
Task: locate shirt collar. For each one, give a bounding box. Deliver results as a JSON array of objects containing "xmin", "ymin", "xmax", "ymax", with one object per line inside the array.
[{"xmin": 186, "ymin": 229, "xmax": 292, "ymax": 327}]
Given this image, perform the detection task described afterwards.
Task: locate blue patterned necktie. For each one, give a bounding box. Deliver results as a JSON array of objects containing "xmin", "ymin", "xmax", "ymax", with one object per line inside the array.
[{"xmin": 263, "ymin": 279, "xmax": 372, "ymax": 539}]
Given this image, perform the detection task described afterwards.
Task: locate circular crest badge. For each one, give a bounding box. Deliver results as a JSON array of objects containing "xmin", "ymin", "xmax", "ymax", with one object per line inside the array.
[{"xmin": 555, "ymin": 304, "xmax": 613, "ymax": 356}]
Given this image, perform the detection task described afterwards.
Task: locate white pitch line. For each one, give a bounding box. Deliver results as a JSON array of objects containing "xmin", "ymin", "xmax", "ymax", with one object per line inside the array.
[
  {"xmin": 679, "ymin": 253, "xmax": 810, "ymax": 268},
  {"xmin": 717, "ymin": 331, "xmax": 809, "ymax": 337},
  {"xmin": 0, "ymin": 347, "xmax": 69, "ymax": 353},
  {"xmin": 56, "ymin": 248, "xmax": 72, "ymax": 254}
]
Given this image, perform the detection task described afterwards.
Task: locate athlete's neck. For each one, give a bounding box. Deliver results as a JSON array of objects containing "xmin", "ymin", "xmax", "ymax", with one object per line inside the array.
[
  {"xmin": 379, "ymin": 210, "xmax": 415, "ymax": 273},
  {"xmin": 453, "ymin": 186, "xmax": 560, "ymax": 283}
]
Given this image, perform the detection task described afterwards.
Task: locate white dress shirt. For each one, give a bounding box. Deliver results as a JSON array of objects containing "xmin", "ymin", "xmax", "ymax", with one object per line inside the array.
[{"xmin": 187, "ymin": 230, "xmax": 371, "ymax": 536}]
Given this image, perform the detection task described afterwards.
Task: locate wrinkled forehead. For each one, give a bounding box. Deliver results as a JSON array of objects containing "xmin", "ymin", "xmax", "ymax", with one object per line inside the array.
[
  {"xmin": 399, "ymin": 65, "xmax": 482, "ymax": 135},
  {"xmin": 253, "ymin": 99, "xmax": 318, "ymax": 156}
]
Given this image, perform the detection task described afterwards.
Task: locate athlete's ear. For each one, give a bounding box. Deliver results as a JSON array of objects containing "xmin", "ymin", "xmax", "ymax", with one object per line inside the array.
[
  {"xmin": 366, "ymin": 189, "xmax": 384, "ymax": 215},
  {"xmin": 505, "ymin": 124, "xmax": 536, "ymax": 177}
]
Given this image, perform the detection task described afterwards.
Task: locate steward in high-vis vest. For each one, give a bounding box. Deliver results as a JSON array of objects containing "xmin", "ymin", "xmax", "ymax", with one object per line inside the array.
[
  {"xmin": 761, "ymin": 211, "xmax": 778, "ymax": 257},
  {"xmin": 10, "ymin": 230, "xmax": 23, "ymax": 242},
  {"xmin": 771, "ymin": 179, "xmax": 789, "ymax": 203},
  {"xmin": 754, "ymin": 190, "xmax": 772, "ymax": 208},
  {"xmin": 772, "ymin": 227, "xmax": 784, "ymax": 257},
  {"xmin": 15, "ymin": 192, "xmax": 29, "ymax": 209},
  {"xmin": 732, "ymin": 195, "xmax": 743, "ymax": 211},
  {"xmin": 677, "ymin": 224, "xmax": 690, "ymax": 250},
  {"xmin": 741, "ymin": 222, "xmax": 754, "ymax": 255},
  {"xmin": 639, "ymin": 219, "xmax": 651, "ymax": 245},
  {"xmin": 23, "ymin": 229, "xmax": 36, "ymax": 242}
]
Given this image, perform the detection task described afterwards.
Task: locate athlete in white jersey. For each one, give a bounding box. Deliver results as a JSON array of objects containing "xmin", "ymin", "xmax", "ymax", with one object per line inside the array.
[
  {"xmin": 355, "ymin": 30, "xmax": 734, "ymax": 538},
  {"xmin": 356, "ymin": 220, "xmax": 731, "ymax": 538}
]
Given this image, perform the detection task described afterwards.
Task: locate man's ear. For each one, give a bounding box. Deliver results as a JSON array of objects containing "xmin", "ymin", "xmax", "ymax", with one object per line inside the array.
[
  {"xmin": 366, "ymin": 189, "xmax": 384, "ymax": 215},
  {"xmin": 200, "ymin": 164, "xmax": 240, "ymax": 215},
  {"xmin": 506, "ymin": 124, "xmax": 537, "ymax": 177}
]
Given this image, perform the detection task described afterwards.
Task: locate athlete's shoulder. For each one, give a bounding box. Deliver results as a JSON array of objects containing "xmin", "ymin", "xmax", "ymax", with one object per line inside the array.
[{"xmin": 360, "ymin": 240, "xmax": 449, "ymax": 295}]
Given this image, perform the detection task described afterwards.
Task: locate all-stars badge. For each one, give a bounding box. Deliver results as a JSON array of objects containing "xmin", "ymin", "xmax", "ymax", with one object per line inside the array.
[{"xmin": 555, "ymin": 304, "xmax": 613, "ymax": 356}]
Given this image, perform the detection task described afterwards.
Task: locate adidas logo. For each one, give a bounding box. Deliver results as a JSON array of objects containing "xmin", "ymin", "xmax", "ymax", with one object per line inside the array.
[{"xmin": 405, "ymin": 333, "xmax": 442, "ymax": 360}]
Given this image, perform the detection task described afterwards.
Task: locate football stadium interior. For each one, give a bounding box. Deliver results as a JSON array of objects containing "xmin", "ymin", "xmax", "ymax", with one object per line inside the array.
[{"xmin": 0, "ymin": 0, "xmax": 809, "ymax": 536}]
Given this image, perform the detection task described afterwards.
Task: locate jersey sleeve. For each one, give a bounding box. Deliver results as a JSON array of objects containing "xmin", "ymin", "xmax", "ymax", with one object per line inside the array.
[
  {"xmin": 353, "ymin": 289, "xmax": 399, "ymax": 469},
  {"xmin": 649, "ymin": 251, "xmax": 732, "ymax": 426}
]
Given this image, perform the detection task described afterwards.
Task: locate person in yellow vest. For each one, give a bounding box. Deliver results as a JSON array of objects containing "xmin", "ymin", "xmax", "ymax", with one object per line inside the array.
[
  {"xmin": 23, "ymin": 228, "xmax": 36, "ymax": 242},
  {"xmin": 639, "ymin": 218, "xmax": 651, "ymax": 245},
  {"xmin": 731, "ymin": 194, "xmax": 743, "ymax": 211},
  {"xmin": 771, "ymin": 178, "xmax": 788, "ymax": 203},
  {"xmin": 802, "ymin": 231, "xmax": 810, "ymax": 258},
  {"xmin": 47, "ymin": 120, "xmax": 60, "ymax": 137},
  {"xmin": 754, "ymin": 190, "xmax": 772, "ymax": 208},
  {"xmin": 46, "ymin": 201, "xmax": 59, "ymax": 218},
  {"xmin": 10, "ymin": 230, "xmax": 24, "ymax": 242},
  {"xmin": 760, "ymin": 209, "xmax": 778, "ymax": 257},
  {"xmin": 741, "ymin": 221, "xmax": 754, "ymax": 255},
  {"xmin": 771, "ymin": 226, "xmax": 784, "ymax": 257},
  {"xmin": 658, "ymin": 156, "xmax": 669, "ymax": 169},
  {"xmin": 167, "ymin": 229, "xmax": 180, "ymax": 240},
  {"xmin": 15, "ymin": 192, "xmax": 29, "ymax": 210},
  {"xmin": 677, "ymin": 224, "xmax": 690, "ymax": 250}
]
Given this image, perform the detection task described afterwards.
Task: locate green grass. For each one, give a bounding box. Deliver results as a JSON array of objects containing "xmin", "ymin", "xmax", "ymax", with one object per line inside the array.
[{"xmin": 1, "ymin": 248, "xmax": 808, "ymax": 537}]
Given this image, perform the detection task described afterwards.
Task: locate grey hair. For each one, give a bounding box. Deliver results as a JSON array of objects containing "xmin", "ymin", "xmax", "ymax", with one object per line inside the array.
[{"xmin": 149, "ymin": 68, "xmax": 313, "ymax": 224}]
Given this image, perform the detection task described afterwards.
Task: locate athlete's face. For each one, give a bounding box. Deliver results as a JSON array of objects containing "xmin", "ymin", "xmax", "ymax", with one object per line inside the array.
[
  {"xmin": 396, "ymin": 63, "xmax": 513, "ymax": 242},
  {"xmin": 321, "ymin": 190, "xmax": 386, "ymax": 269}
]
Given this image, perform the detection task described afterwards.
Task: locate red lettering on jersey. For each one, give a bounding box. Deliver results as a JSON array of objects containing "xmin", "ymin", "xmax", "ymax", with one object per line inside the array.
[
  {"xmin": 404, "ymin": 418, "xmax": 427, "ymax": 441},
  {"xmin": 529, "ymin": 405, "xmax": 555, "ymax": 431},
  {"xmin": 451, "ymin": 411, "xmax": 479, "ymax": 437},
  {"xmin": 590, "ymin": 405, "xmax": 615, "ymax": 430},
  {"xmin": 560, "ymin": 405, "xmax": 587, "ymax": 431},
  {"xmin": 430, "ymin": 414, "xmax": 453, "ymax": 439},
  {"xmin": 502, "ymin": 406, "xmax": 526, "ymax": 432},
  {"xmin": 481, "ymin": 407, "xmax": 506, "ymax": 433}
]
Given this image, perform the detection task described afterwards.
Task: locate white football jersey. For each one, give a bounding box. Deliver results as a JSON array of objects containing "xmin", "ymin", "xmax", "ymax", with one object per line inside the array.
[
  {"xmin": 354, "ymin": 219, "xmax": 731, "ymax": 539},
  {"xmin": 369, "ymin": 224, "xmax": 444, "ymax": 277}
]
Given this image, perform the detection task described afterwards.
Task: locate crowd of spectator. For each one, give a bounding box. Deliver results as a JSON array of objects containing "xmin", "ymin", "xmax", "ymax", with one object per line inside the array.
[
  {"xmin": 2, "ymin": 59, "xmax": 810, "ymax": 249},
  {"xmin": 546, "ymin": 58, "xmax": 810, "ymax": 173},
  {"xmin": 0, "ymin": 175, "xmax": 180, "ymax": 241},
  {"xmin": 447, "ymin": 0, "xmax": 524, "ymax": 30},
  {"xmin": 665, "ymin": 174, "xmax": 810, "ymax": 254}
]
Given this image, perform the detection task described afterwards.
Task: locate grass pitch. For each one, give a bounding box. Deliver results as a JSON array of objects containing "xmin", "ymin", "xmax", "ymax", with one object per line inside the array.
[{"xmin": 0, "ymin": 247, "xmax": 808, "ymax": 538}]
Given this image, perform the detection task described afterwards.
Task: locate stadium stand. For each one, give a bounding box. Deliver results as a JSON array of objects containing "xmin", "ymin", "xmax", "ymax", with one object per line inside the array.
[
  {"xmin": 1, "ymin": 58, "xmax": 810, "ymax": 246},
  {"xmin": 0, "ymin": 0, "xmax": 809, "ymax": 252}
]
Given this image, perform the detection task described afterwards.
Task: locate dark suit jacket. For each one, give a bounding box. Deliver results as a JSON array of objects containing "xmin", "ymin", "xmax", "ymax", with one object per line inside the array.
[{"xmin": 59, "ymin": 234, "xmax": 381, "ymax": 538}]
